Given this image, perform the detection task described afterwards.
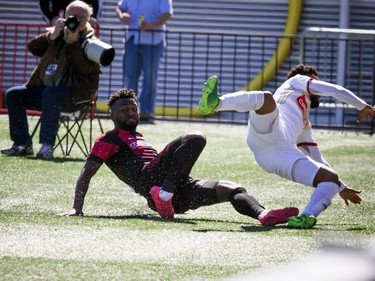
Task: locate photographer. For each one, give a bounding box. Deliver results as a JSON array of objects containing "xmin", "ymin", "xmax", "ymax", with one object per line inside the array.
[
  {"xmin": 39, "ymin": 0, "xmax": 102, "ymax": 29},
  {"xmin": 1, "ymin": 0, "xmax": 101, "ymax": 160}
]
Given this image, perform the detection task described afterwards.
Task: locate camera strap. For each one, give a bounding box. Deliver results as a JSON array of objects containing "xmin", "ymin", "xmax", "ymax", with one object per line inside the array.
[{"xmin": 43, "ymin": 42, "xmax": 71, "ymax": 87}]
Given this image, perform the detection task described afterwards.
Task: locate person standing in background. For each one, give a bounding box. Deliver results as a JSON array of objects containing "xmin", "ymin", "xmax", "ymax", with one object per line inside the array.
[
  {"xmin": 116, "ymin": 0, "xmax": 173, "ymax": 122},
  {"xmin": 39, "ymin": 0, "xmax": 102, "ymax": 28}
]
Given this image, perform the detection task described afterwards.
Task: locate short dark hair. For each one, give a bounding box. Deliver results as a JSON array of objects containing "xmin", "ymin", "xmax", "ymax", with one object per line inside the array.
[
  {"xmin": 287, "ymin": 64, "xmax": 319, "ymax": 79},
  {"xmin": 107, "ymin": 88, "xmax": 137, "ymax": 108}
]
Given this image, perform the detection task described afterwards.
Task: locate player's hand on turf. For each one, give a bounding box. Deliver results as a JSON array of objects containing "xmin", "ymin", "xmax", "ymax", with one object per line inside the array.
[
  {"xmin": 339, "ymin": 187, "xmax": 362, "ymax": 205},
  {"xmin": 58, "ymin": 208, "xmax": 83, "ymax": 217}
]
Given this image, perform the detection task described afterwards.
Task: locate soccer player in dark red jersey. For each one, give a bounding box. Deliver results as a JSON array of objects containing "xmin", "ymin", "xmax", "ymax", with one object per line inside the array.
[{"xmin": 61, "ymin": 88, "xmax": 298, "ymax": 225}]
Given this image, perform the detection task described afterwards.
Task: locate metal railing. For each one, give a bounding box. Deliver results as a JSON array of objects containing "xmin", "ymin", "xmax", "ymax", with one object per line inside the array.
[{"xmin": 0, "ymin": 23, "xmax": 374, "ymax": 133}]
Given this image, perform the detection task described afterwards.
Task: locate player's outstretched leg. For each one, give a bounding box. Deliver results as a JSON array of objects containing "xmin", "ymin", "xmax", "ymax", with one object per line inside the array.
[
  {"xmin": 259, "ymin": 207, "xmax": 299, "ymax": 226},
  {"xmin": 287, "ymin": 215, "xmax": 317, "ymax": 229},
  {"xmin": 198, "ymin": 75, "xmax": 221, "ymax": 115}
]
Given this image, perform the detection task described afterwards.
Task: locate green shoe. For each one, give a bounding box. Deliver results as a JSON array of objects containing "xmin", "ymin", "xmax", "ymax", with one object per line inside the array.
[
  {"xmin": 288, "ymin": 215, "xmax": 317, "ymax": 229},
  {"xmin": 198, "ymin": 75, "xmax": 220, "ymax": 115}
]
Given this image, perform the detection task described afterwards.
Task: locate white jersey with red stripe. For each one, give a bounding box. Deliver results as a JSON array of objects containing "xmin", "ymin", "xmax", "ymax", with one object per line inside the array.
[
  {"xmin": 246, "ymin": 74, "xmax": 367, "ymax": 182},
  {"xmin": 247, "ymin": 75, "xmax": 314, "ymax": 153},
  {"xmin": 274, "ymin": 75, "xmax": 313, "ymax": 141}
]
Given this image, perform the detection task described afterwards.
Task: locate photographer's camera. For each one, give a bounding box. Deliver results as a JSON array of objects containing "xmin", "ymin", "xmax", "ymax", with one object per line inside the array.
[{"xmin": 65, "ymin": 16, "xmax": 80, "ymax": 32}]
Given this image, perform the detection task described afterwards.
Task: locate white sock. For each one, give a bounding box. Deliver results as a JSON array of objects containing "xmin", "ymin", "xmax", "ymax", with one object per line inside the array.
[
  {"xmin": 301, "ymin": 182, "xmax": 339, "ymax": 217},
  {"xmin": 217, "ymin": 90, "xmax": 265, "ymax": 112},
  {"xmin": 159, "ymin": 189, "xmax": 173, "ymax": 201},
  {"xmin": 258, "ymin": 210, "xmax": 269, "ymax": 219}
]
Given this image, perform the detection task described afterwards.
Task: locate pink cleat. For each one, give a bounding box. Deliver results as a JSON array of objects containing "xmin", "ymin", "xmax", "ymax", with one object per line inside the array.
[
  {"xmin": 149, "ymin": 186, "xmax": 174, "ymax": 219},
  {"xmin": 259, "ymin": 207, "xmax": 299, "ymax": 226}
]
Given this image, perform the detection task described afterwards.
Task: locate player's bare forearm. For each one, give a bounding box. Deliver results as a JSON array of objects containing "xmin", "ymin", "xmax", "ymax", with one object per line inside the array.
[
  {"xmin": 73, "ymin": 160, "xmax": 101, "ymax": 212},
  {"xmin": 72, "ymin": 180, "xmax": 89, "ymax": 214}
]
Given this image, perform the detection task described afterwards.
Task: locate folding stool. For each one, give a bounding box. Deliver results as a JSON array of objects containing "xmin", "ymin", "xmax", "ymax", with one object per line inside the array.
[{"xmin": 27, "ymin": 97, "xmax": 104, "ymax": 157}]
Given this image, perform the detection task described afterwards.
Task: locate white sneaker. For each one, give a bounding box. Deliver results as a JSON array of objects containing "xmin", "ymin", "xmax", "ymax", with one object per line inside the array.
[{"xmin": 36, "ymin": 144, "xmax": 53, "ymax": 160}]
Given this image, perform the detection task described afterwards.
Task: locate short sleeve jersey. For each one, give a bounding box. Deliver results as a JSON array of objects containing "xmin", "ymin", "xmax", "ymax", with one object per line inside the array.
[
  {"xmin": 117, "ymin": 0, "xmax": 173, "ymax": 45},
  {"xmin": 88, "ymin": 128, "xmax": 158, "ymax": 188},
  {"xmin": 272, "ymin": 74, "xmax": 314, "ymax": 143}
]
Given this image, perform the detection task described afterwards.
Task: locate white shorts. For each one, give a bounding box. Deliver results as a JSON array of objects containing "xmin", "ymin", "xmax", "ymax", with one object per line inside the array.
[
  {"xmin": 253, "ymin": 148, "xmax": 323, "ymax": 186},
  {"xmin": 246, "ymin": 109, "xmax": 323, "ymax": 185}
]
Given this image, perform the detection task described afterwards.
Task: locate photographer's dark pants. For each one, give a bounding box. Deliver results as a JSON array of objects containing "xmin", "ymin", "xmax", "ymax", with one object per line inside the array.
[{"xmin": 5, "ymin": 85, "xmax": 82, "ymax": 146}]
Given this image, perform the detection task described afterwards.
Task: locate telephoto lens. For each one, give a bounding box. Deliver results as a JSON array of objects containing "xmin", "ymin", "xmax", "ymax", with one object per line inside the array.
[
  {"xmin": 65, "ymin": 16, "xmax": 80, "ymax": 32},
  {"xmin": 82, "ymin": 39, "xmax": 115, "ymax": 66}
]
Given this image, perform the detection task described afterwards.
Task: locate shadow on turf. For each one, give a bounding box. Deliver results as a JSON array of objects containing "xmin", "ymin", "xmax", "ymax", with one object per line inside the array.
[
  {"xmin": 91, "ymin": 214, "xmax": 237, "ymax": 225},
  {"xmin": 89, "ymin": 214, "xmax": 280, "ymax": 232},
  {"xmin": 25, "ymin": 156, "xmax": 86, "ymax": 163}
]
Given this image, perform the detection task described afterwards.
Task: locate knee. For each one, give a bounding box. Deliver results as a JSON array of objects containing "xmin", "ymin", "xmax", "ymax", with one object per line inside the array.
[
  {"xmin": 5, "ymin": 87, "xmax": 25, "ymax": 109},
  {"xmin": 181, "ymin": 130, "xmax": 206, "ymax": 145},
  {"xmin": 264, "ymin": 91, "xmax": 276, "ymax": 107},
  {"xmin": 313, "ymin": 167, "xmax": 340, "ymax": 187},
  {"xmin": 255, "ymin": 91, "xmax": 276, "ymax": 114},
  {"xmin": 228, "ymin": 187, "xmax": 247, "ymax": 200},
  {"xmin": 5, "ymin": 87, "xmax": 18, "ymax": 103},
  {"xmin": 216, "ymin": 181, "xmax": 246, "ymax": 202},
  {"xmin": 263, "ymin": 91, "xmax": 277, "ymax": 109}
]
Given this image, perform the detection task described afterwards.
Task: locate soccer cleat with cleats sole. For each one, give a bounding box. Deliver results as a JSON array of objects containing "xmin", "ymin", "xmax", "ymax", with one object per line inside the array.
[
  {"xmin": 288, "ymin": 215, "xmax": 317, "ymax": 229},
  {"xmin": 198, "ymin": 75, "xmax": 221, "ymax": 115}
]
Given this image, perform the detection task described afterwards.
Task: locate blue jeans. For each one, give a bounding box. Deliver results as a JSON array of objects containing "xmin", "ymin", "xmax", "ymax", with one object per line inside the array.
[
  {"xmin": 123, "ymin": 38, "xmax": 164, "ymax": 114},
  {"xmin": 5, "ymin": 85, "xmax": 83, "ymax": 146}
]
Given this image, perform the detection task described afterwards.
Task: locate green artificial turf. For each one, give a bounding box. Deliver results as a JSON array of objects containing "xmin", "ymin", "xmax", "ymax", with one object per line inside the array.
[{"xmin": 0, "ymin": 115, "xmax": 374, "ymax": 280}]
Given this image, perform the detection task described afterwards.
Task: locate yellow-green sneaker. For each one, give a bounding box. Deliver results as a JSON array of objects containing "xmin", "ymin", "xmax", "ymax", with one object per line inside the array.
[
  {"xmin": 198, "ymin": 75, "xmax": 220, "ymax": 115},
  {"xmin": 288, "ymin": 215, "xmax": 317, "ymax": 229}
]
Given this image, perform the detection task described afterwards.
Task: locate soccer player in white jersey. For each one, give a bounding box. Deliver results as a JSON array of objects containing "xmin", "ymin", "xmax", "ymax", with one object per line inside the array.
[{"xmin": 198, "ymin": 64, "xmax": 375, "ymax": 229}]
